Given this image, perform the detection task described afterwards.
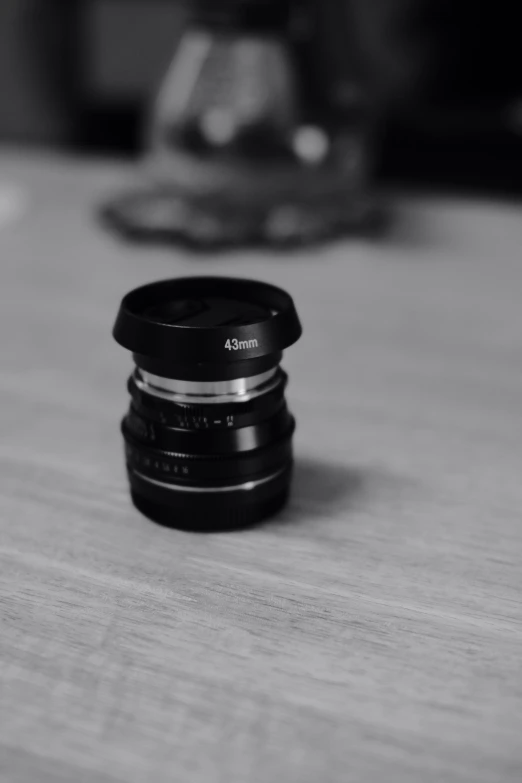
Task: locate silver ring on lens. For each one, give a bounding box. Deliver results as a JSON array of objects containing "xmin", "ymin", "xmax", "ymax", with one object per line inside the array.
[
  {"xmin": 132, "ymin": 465, "xmax": 287, "ymax": 494},
  {"xmin": 135, "ymin": 367, "xmax": 280, "ymax": 405}
]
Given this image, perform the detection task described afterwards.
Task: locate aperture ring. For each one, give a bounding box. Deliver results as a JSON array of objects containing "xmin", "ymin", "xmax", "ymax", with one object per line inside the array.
[{"xmin": 123, "ymin": 406, "xmax": 293, "ymax": 454}]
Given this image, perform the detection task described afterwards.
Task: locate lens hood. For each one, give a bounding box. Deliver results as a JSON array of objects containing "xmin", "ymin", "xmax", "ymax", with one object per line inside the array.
[{"xmin": 113, "ymin": 277, "xmax": 302, "ymax": 366}]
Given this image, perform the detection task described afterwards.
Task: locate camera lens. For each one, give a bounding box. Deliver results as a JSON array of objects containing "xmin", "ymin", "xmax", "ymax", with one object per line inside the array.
[{"xmin": 113, "ymin": 277, "xmax": 302, "ymax": 530}]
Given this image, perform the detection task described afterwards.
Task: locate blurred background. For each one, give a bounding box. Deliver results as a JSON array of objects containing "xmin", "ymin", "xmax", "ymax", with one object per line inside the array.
[{"xmin": 1, "ymin": 0, "xmax": 521, "ymax": 243}]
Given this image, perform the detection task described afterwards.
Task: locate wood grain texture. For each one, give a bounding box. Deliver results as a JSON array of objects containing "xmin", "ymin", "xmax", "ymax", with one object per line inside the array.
[{"xmin": 1, "ymin": 152, "xmax": 521, "ymax": 783}]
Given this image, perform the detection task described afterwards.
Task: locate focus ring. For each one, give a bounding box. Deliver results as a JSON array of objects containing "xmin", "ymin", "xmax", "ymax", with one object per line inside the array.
[{"xmin": 123, "ymin": 426, "xmax": 294, "ymax": 483}]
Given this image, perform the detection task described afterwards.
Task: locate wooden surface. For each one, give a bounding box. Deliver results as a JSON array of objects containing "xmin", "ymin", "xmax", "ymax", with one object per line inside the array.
[{"xmin": 1, "ymin": 152, "xmax": 522, "ymax": 783}]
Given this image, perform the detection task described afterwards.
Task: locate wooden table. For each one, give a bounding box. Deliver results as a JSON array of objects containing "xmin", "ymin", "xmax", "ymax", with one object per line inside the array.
[{"xmin": 1, "ymin": 152, "xmax": 521, "ymax": 783}]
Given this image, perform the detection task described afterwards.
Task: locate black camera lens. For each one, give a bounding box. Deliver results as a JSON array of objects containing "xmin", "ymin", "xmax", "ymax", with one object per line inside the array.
[{"xmin": 113, "ymin": 277, "xmax": 302, "ymax": 531}]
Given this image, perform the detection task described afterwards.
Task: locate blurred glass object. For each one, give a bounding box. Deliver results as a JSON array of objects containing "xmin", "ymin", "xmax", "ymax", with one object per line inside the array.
[{"xmin": 102, "ymin": 0, "xmax": 377, "ymax": 248}]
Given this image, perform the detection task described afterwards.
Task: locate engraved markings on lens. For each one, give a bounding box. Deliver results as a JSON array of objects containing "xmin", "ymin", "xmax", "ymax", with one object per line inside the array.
[
  {"xmin": 126, "ymin": 443, "xmax": 190, "ymax": 476},
  {"xmin": 224, "ymin": 338, "xmax": 259, "ymax": 351}
]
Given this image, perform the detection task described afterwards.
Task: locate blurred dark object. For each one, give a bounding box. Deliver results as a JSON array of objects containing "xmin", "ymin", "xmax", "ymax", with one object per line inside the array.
[
  {"xmin": 0, "ymin": 0, "xmax": 74, "ymax": 144},
  {"xmin": 354, "ymin": 0, "xmax": 522, "ymax": 194},
  {"xmin": 102, "ymin": 0, "xmax": 376, "ymax": 247},
  {"xmin": 71, "ymin": 0, "xmax": 185, "ymax": 151}
]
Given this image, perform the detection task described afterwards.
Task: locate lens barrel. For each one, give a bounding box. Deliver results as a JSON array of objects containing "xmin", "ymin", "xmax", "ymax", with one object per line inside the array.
[{"xmin": 113, "ymin": 277, "xmax": 302, "ymax": 530}]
